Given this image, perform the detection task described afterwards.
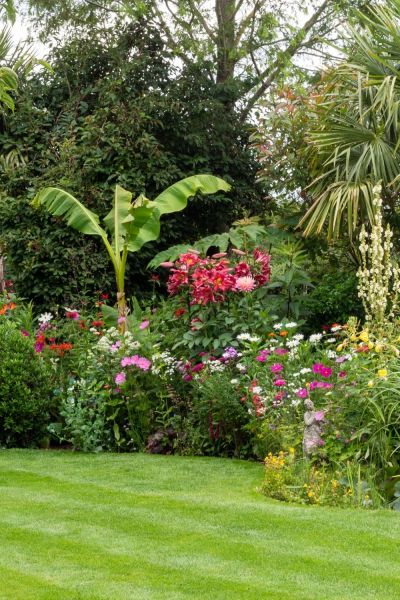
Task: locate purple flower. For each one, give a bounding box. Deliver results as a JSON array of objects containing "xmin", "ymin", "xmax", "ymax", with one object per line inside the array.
[{"xmin": 222, "ymin": 346, "xmax": 238, "ymax": 360}]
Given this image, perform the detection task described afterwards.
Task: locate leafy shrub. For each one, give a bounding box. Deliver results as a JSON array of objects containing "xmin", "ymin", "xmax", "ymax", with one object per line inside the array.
[
  {"xmin": 261, "ymin": 450, "xmax": 379, "ymax": 508},
  {"xmin": 306, "ymin": 271, "xmax": 362, "ymax": 329},
  {"xmin": 0, "ymin": 321, "xmax": 53, "ymax": 447}
]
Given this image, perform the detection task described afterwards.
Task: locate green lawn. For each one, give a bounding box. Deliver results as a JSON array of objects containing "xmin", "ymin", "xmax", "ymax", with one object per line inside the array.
[{"xmin": 0, "ymin": 451, "xmax": 399, "ymax": 600}]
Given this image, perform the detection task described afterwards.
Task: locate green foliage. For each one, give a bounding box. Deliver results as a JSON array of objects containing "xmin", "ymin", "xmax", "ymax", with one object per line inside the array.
[
  {"xmin": 306, "ymin": 271, "xmax": 362, "ymax": 329},
  {"xmin": 302, "ymin": 0, "xmax": 400, "ymax": 238},
  {"xmin": 188, "ymin": 370, "xmax": 252, "ymax": 458},
  {"xmin": 0, "ymin": 20, "xmax": 263, "ymax": 307},
  {"xmin": 33, "ymin": 176, "xmax": 230, "ymax": 318},
  {"xmin": 0, "ymin": 320, "xmax": 53, "ymax": 447}
]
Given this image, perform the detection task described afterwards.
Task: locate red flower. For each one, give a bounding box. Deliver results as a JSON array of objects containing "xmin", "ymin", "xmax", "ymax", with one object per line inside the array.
[
  {"xmin": 92, "ymin": 320, "xmax": 104, "ymax": 327},
  {"xmin": 174, "ymin": 308, "xmax": 187, "ymax": 317}
]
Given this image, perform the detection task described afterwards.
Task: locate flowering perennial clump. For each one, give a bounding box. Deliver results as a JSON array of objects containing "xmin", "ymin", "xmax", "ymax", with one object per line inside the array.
[
  {"xmin": 357, "ymin": 185, "xmax": 400, "ymax": 328},
  {"xmin": 165, "ymin": 248, "xmax": 271, "ymax": 305}
]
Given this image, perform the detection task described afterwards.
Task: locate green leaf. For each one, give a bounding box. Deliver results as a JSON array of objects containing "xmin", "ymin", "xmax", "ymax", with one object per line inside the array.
[
  {"xmin": 153, "ymin": 175, "xmax": 231, "ymax": 215},
  {"xmin": 103, "ymin": 185, "xmax": 133, "ymax": 247},
  {"xmin": 32, "ymin": 187, "xmax": 107, "ymax": 238},
  {"xmin": 126, "ymin": 175, "xmax": 230, "ymax": 253}
]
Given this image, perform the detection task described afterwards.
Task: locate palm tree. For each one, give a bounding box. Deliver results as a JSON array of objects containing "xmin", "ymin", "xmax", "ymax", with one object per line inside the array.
[{"xmin": 301, "ymin": 0, "xmax": 400, "ymax": 239}]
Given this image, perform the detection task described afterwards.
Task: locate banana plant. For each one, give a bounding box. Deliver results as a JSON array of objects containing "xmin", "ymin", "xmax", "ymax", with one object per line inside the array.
[{"xmin": 32, "ymin": 175, "xmax": 231, "ymax": 326}]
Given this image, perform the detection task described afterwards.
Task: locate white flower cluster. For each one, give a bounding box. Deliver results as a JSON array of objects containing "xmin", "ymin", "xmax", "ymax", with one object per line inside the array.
[
  {"xmin": 237, "ymin": 333, "xmax": 261, "ymax": 343},
  {"xmin": 308, "ymin": 333, "xmax": 323, "ymax": 344},
  {"xmin": 206, "ymin": 359, "xmax": 226, "ymax": 373},
  {"xmin": 38, "ymin": 312, "xmax": 53, "ymax": 324},
  {"xmin": 96, "ymin": 327, "xmax": 140, "ymax": 353},
  {"xmin": 357, "ymin": 184, "xmax": 400, "ymax": 328},
  {"xmin": 273, "ymin": 321, "xmax": 297, "ymax": 330},
  {"xmin": 151, "ymin": 350, "xmax": 177, "ymax": 377}
]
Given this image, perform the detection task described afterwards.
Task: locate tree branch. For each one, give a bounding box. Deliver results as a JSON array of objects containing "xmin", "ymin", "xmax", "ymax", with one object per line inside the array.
[
  {"xmin": 235, "ymin": 0, "xmax": 267, "ymax": 45},
  {"xmin": 240, "ymin": 0, "xmax": 331, "ymax": 120},
  {"xmin": 186, "ymin": 0, "xmax": 218, "ymax": 42}
]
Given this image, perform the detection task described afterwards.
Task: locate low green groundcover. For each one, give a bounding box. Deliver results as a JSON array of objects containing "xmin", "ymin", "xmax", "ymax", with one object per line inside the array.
[{"xmin": 0, "ymin": 451, "xmax": 399, "ymax": 600}]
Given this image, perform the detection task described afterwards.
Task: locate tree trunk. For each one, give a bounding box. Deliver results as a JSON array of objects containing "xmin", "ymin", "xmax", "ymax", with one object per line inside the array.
[{"xmin": 215, "ymin": 0, "xmax": 236, "ymax": 90}]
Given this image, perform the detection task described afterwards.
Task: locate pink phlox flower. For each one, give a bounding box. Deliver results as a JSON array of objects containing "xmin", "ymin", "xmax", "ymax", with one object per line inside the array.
[
  {"xmin": 115, "ymin": 372, "xmax": 126, "ymax": 385},
  {"xmin": 312, "ymin": 363, "xmax": 324, "ymax": 374},
  {"xmin": 314, "ymin": 410, "xmax": 325, "ymax": 422},
  {"xmin": 274, "ymin": 347, "xmax": 289, "ymax": 356},
  {"xmin": 310, "ymin": 381, "xmax": 333, "ymax": 390},
  {"xmin": 270, "ymin": 363, "xmax": 284, "ymax": 373},
  {"xmin": 139, "ymin": 320, "xmax": 150, "ymax": 330},
  {"xmin": 296, "ymin": 388, "xmax": 308, "ymax": 399},
  {"xmin": 339, "ymin": 370, "xmax": 347, "ymax": 378},
  {"xmin": 118, "ymin": 316, "xmax": 126, "ymax": 324}
]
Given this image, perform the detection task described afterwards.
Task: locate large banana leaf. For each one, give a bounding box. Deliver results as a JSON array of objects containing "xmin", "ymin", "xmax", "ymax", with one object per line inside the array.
[
  {"xmin": 152, "ymin": 174, "xmax": 230, "ymax": 215},
  {"xmin": 125, "ymin": 174, "xmax": 231, "ymax": 252},
  {"xmin": 103, "ymin": 185, "xmax": 133, "ymax": 250},
  {"xmin": 32, "ymin": 187, "xmax": 107, "ymax": 238}
]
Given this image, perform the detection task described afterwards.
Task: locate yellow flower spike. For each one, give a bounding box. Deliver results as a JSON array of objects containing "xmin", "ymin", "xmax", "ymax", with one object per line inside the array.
[
  {"xmin": 336, "ymin": 343, "xmax": 343, "ymax": 352},
  {"xmin": 377, "ymin": 368, "xmax": 388, "ymax": 378},
  {"xmin": 367, "ymin": 341, "xmax": 374, "ymax": 350},
  {"xmin": 350, "ymin": 334, "xmax": 357, "ymax": 342},
  {"xmin": 359, "ymin": 331, "xmax": 369, "ymax": 343}
]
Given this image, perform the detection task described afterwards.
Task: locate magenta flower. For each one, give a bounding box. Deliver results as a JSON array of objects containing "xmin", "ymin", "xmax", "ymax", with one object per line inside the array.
[
  {"xmin": 320, "ymin": 366, "xmax": 332, "ymax": 378},
  {"xmin": 314, "ymin": 410, "xmax": 325, "ymax": 422},
  {"xmin": 296, "ymin": 388, "xmax": 308, "ymax": 399},
  {"xmin": 270, "ymin": 363, "xmax": 284, "ymax": 373},
  {"xmin": 191, "ymin": 363, "xmax": 205, "ymax": 372},
  {"xmin": 274, "ymin": 347, "xmax": 289, "ymax": 356},
  {"xmin": 312, "ymin": 363, "xmax": 324, "ymax": 374},
  {"xmin": 115, "ymin": 372, "xmax": 126, "ymax": 385},
  {"xmin": 183, "ymin": 374, "xmax": 193, "ymax": 382},
  {"xmin": 139, "ymin": 320, "xmax": 150, "ymax": 330},
  {"xmin": 273, "ymin": 378, "xmax": 286, "ymax": 387},
  {"xmin": 256, "ymin": 349, "xmax": 270, "ymax": 362},
  {"xmin": 339, "ymin": 370, "xmax": 347, "ymax": 378}
]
